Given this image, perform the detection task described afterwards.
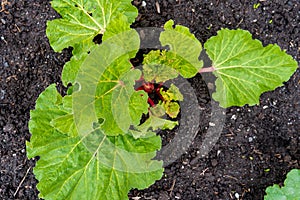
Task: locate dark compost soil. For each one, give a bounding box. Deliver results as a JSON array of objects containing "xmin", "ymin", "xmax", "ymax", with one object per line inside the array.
[{"xmin": 0, "ymin": 0, "xmax": 299, "ymax": 199}]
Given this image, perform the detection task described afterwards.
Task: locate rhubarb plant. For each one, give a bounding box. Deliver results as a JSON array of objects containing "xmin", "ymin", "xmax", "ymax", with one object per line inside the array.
[{"xmin": 26, "ymin": 1, "xmax": 298, "ymax": 199}]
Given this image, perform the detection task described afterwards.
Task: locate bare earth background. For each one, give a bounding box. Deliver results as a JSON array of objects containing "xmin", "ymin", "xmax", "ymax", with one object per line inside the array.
[{"xmin": 0, "ymin": 0, "xmax": 299, "ymax": 199}]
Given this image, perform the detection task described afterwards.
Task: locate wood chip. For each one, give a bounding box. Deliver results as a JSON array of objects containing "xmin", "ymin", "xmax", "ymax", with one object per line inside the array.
[{"xmin": 155, "ymin": 1, "xmax": 161, "ymax": 14}]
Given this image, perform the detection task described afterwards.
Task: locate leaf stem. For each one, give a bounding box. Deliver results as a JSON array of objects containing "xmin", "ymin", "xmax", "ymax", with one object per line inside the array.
[
  {"xmin": 148, "ymin": 98, "xmax": 155, "ymax": 107},
  {"xmin": 198, "ymin": 66, "xmax": 216, "ymax": 73},
  {"xmin": 155, "ymin": 87, "xmax": 164, "ymax": 101}
]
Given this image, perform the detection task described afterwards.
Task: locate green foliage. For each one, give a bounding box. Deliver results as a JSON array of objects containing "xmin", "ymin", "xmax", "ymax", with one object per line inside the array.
[
  {"xmin": 264, "ymin": 169, "xmax": 300, "ymax": 200},
  {"xmin": 161, "ymin": 84, "xmax": 183, "ymax": 102},
  {"xmin": 27, "ymin": 85, "xmax": 163, "ymax": 200},
  {"xmin": 142, "ymin": 50, "xmax": 179, "ymax": 82},
  {"xmin": 142, "ymin": 19, "xmax": 205, "ymax": 81},
  {"xmin": 47, "ymin": 0, "xmax": 137, "ymax": 52},
  {"xmin": 204, "ymin": 28, "xmax": 298, "ymax": 107},
  {"xmin": 47, "ymin": 0, "xmax": 138, "ymax": 86},
  {"xmin": 70, "ymin": 25, "xmax": 144, "ymax": 137},
  {"xmin": 137, "ymin": 105, "xmax": 178, "ymax": 133},
  {"xmin": 27, "ymin": 1, "xmax": 298, "ymax": 199},
  {"xmin": 160, "ymin": 84, "xmax": 183, "ymax": 118},
  {"xmin": 159, "ymin": 20, "xmax": 204, "ymax": 78}
]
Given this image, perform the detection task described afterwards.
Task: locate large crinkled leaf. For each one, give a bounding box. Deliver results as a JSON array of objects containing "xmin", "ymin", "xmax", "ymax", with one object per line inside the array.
[
  {"xmin": 27, "ymin": 84, "xmax": 163, "ymax": 200},
  {"xmin": 158, "ymin": 20, "xmax": 203, "ymax": 78},
  {"xmin": 204, "ymin": 28, "xmax": 298, "ymax": 108},
  {"xmin": 47, "ymin": 0, "xmax": 137, "ymax": 52},
  {"xmin": 72, "ymin": 29, "xmax": 149, "ymax": 136},
  {"xmin": 60, "ymin": 14, "xmax": 137, "ymax": 86},
  {"xmin": 110, "ymin": 69, "xmax": 146, "ymax": 132},
  {"xmin": 47, "ymin": 0, "xmax": 137, "ymax": 86},
  {"xmin": 264, "ymin": 169, "xmax": 300, "ymax": 200}
]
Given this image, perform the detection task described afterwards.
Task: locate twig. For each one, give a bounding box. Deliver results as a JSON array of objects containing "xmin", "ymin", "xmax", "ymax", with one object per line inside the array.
[
  {"xmin": 14, "ymin": 24, "xmax": 21, "ymax": 32},
  {"xmin": 155, "ymin": 1, "xmax": 160, "ymax": 14},
  {"xmin": 236, "ymin": 18, "xmax": 244, "ymax": 28},
  {"xmin": 14, "ymin": 167, "xmax": 31, "ymax": 197},
  {"xmin": 224, "ymin": 174, "xmax": 238, "ymax": 181},
  {"xmin": 168, "ymin": 179, "xmax": 176, "ymax": 197},
  {"xmin": 200, "ymin": 167, "xmax": 209, "ymax": 176},
  {"xmin": 0, "ymin": 0, "xmax": 10, "ymax": 14}
]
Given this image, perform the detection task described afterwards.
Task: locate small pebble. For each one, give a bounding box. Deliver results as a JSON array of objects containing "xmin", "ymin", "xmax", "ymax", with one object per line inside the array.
[
  {"xmin": 284, "ymin": 155, "xmax": 291, "ymax": 162},
  {"xmin": 248, "ymin": 137, "xmax": 253, "ymax": 142},
  {"xmin": 207, "ymin": 82, "xmax": 214, "ymax": 90},
  {"xmin": 209, "ymin": 122, "xmax": 215, "ymax": 126},
  {"xmin": 235, "ymin": 192, "xmax": 240, "ymax": 199},
  {"xmin": 211, "ymin": 159, "xmax": 218, "ymax": 167},
  {"xmin": 0, "ymin": 89, "xmax": 5, "ymax": 100},
  {"xmin": 1, "ymin": 18, "xmax": 6, "ymax": 24},
  {"xmin": 3, "ymin": 61, "xmax": 9, "ymax": 67},
  {"xmin": 3, "ymin": 124, "xmax": 14, "ymax": 132},
  {"xmin": 141, "ymin": 1, "xmax": 146, "ymax": 7},
  {"xmin": 263, "ymin": 105, "xmax": 268, "ymax": 109}
]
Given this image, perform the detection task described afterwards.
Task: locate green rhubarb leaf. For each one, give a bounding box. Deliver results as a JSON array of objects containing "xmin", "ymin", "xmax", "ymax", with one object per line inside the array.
[
  {"xmin": 137, "ymin": 105, "xmax": 178, "ymax": 132},
  {"xmin": 142, "ymin": 50, "xmax": 179, "ymax": 82},
  {"xmin": 204, "ymin": 29, "xmax": 298, "ymax": 108},
  {"xmin": 27, "ymin": 84, "xmax": 163, "ymax": 200},
  {"xmin": 138, "ymin": 114, "xmax": 178, "ymax": 132},
  {"xmin": 160, "ymin": 84, "xmax": 183, "ymax": 102},
  {"xmin": 150, "ymin": 104, "xmax": 166, "ymax": 117},
  {"xmin": 47, "ymin": 0, "xmax": 137, "ymax": 52},
  {"xmin": 47, "ymin": 0, "xmax": 137, "ymax": 86},
  {"xmin": 159, "ymin": 84, "xmax": 183, "ymax": 118},
  {"xmin": 158, "ymin": 20, "xmax": 203, "ymax": 78},
  {"xmin": 129, "ymin": 90, "xmax": 149, "ymax": 126},
  {"xmin": 264, "ymin": 169, "xmax": 300, "ymax": 200},
  {"xmin": 72, "ymin": 29, "xmax": 148, "ymax": 136},
  {"xmin": 109, "ymin": 69, "xmax": 145, "ymax": 133},
  {"xmin": 60, "ymin": 14, "xmax": 136, "ymax": 86},
  {"xmin": 50, "ymin": 113, "xmax": 77, "ymax": 137},
  {"xmin": 162, "ymin": 101, "xmax": 181, "ymax": 119},
  {"xmin": 129, "ymin": 128, "xmax": 162, "ymax": 140}
]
